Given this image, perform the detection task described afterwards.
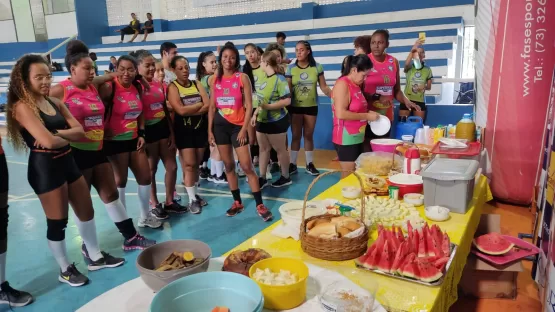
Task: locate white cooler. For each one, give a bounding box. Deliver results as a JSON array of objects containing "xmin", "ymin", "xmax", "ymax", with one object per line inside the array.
[{"xmin": 420, "ymin": 158, "xmax": 480, "ymax": 214}]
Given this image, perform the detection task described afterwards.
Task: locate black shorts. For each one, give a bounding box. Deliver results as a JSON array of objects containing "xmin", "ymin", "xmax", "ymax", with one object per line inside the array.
[
  {"xmin": 400, "ymin": 101, "xmax": 426, "ymax": 111},
  {"xmin": 288, "ymin": 106, "xmax": 318, "ymax": 116},
  {"xmin": 71, "ymin": 148, "xmax": 108, "ymax": 171},
  {"xmin": 334, "ymin": 143, "xmax": 364, "ymax": 162},
  {"xmin": 0, "ymin": 154, "xmax": 8, "ymax": 193},
  {"xmin": 145, "ymin": 118, "xmax": 171, "ymax": 144},
  {"xmin": 364, "ymin": 124, "xmax": 391, "ymax": 139},
  {"xmin": 175, "ymin": 127, "xmax": 208, "ymax": 150},
  {"xmin": 256, "ymin": 116, "xmax": 290, "ymax": 134},
  {"xmin": 144, "ymin": 28, "xmax": 154, "ymax": 34},
  {"xmin": 213, "ymin": 113, "xmax": 247, "ymax": 148},
  {"xmin": 28, "ymin": 147, "xmax": 82, "ymax": 195},
  {"xmin": 103, "ymin": 138, "xmax": 138, "ymax": 156}
]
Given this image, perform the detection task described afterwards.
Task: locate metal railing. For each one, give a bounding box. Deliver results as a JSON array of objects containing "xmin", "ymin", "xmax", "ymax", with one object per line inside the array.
[{"xmin": 41, "ymin": 33, "xmax": 78, "ymax": 64}]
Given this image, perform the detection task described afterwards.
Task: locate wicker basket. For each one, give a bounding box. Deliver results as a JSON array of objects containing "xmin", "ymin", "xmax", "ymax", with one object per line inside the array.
[{"xmin": 300, "ymin": 170, "xmax": 369, "ymax": 261}]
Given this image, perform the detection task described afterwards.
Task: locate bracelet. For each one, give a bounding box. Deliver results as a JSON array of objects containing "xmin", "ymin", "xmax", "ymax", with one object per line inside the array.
[
  {"xmin": 372, "ymin": 93, "xmax": 381, "ymax": 101},
  {"xmin": 138, "ymin": 129, "xmax": 145, "ymax": 138}
]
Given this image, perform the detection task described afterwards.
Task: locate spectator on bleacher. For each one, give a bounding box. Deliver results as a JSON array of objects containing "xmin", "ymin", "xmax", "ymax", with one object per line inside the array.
[
  {"xmin": 141, "ymin": 13, "xmax": 154, "ymax": 42},
  {"xmin": 354, "ymin": 35, "xmax": 371, "ymax": 55},
  {"xmin": 266, "ymin": 32, "xmax": 291, "ymax": 65},
  {"xmin": 116, "ymin": 13, "xmax": 140, "ymax": 43},
  {"xmin": 286, "ymin": 40, "xmax": 332, "ymax": 176},
  {"xmin": 402, "ymin": 40, "xmax": 430, "ymax": 120},
  {"xmin": 363, "ymin": 29, "xmax": 419, "ymax": 151},
  {"xmin": 89, "ymin": 52, "xmax": 98, "ymax": 76},
  {"xmin": 160, "ymin": 42, "xmax": 178, "ymax": 85},
  {"xmin": 108, "ymin": 56, "xmax": 117, "ymax": 73}
]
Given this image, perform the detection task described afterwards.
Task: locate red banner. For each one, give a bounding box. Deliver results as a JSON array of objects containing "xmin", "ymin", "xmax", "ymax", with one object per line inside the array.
[{"xmin": 485, "ymin": 0, "xmax": 555, "ymax": 204}]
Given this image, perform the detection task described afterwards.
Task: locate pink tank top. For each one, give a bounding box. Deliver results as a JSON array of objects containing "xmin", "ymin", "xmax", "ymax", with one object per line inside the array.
[
  {"xmin": 59, "ymin": 79, "xmax": 105, "ymax": 151},
  {"xmin": 364, "ymin": 53, "xmax": 397, "ymax": 121},
  {"xmin": 105, "ymin": 80, "xmax": 143, "ymax": 141},
  {"xmin": 142, "ymin": 80, "xmax": 166, "ymax": 126},
  {"xmin": 213, "ymin": 72, "xmax": 245, "ymax": 126},
  {"xmin": 332, "ymin": 76, "xmax": 368, "ymax": 145}
]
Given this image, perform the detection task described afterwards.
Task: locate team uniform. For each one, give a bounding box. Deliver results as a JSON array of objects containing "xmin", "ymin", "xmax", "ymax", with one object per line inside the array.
[
  {"xmin": 332, "ymin": 76, "xmax": 369, "ymax": 162},
  {"xmin": 142, "ymin": 80, "xmax": 170, "ymax": 143},
  {"xmin": 255, "ymin": 73, "xmax": 291, "ymax": 134},
  {"xmin": 172, "ymin": 80, "xmax": 208, "ymax": 150},
  {"xmin": 212, "ymin": 73, "xmax": 248, "ymax": 148},
  {"xmin": 250, "ymin": 66, "xmax": 266, "ymax": 111},
  {"xmin": 285, "ymin": 62, "xmax": 324, "ymax": 116},
  {"xmin": 403, "ymin": 64, "xmax": 433, "ymax": 111}
]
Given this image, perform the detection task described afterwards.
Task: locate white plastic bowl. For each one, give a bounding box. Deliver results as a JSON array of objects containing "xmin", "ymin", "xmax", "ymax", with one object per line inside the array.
[
  {"xmin": 425, "ymin": 206, "xmax": 450, "ymax": 222},
  {"xmin": 404, "ymin": 193, "xmax": 424, "ymax": 206},
  {"xmin": 342, "ymin": 186, "xmax": 361, "ymax": 199},
  {"xmin": 278, "ymin": 201, "xmax": 326, "ymax": 228}
]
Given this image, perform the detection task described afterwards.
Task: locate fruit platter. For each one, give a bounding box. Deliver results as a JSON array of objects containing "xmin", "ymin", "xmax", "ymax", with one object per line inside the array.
[{"xmin": 355, "ymin": 221, "xmax": 457, "ymax": 286}]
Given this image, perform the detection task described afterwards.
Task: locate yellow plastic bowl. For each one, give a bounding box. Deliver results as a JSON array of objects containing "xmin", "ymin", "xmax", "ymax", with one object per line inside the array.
[{"xmin": 248, "ymin": 257, "xmax": 309, "ymax": 310}]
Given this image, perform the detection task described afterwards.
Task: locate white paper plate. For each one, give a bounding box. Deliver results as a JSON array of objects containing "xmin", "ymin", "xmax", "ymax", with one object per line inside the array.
[{"xmin": 369, "ymin": 115, "xmax": 391, "ymax": 136}]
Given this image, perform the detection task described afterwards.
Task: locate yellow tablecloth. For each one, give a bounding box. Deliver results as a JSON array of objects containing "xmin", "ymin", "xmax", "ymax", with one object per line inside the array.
[{"xmin": 225, "ymin": 175, "xmax": 492, "ymax": 312}]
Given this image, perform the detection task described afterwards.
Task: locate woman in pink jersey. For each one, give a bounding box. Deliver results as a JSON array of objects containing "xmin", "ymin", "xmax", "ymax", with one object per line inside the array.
[
  {"xmin": 97, "ymin": 55, "xmax": 163, "ymax": 229},
  {"xmin": 207, "ymin": 44, "xmax": 273, "ymax": 222},
  {"xmin": 50, "ymin": 41, "xmax": 156, "ymax": 251},
  {"xmin": 130, "ymin": 50, "xmax": 187, "ymax": 217},
  {"xmin": 332, "ymin": 54, "xmax": 379, "ymax": 179},
  {"xmin": 363, "ymin": 29, "xmax": 420, "ymax": 151}
]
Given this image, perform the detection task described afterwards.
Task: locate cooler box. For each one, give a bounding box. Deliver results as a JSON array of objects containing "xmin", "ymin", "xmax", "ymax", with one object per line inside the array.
[{"xmin": 419, "ymin": 158, "xmax": 479, "ymax": 214}]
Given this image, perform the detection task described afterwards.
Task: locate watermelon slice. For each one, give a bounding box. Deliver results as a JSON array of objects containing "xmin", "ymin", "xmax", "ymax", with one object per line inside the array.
[
  {"xmin": 391, "ymin": 241, "xmax": 409, "ymax": 272},
  {"xmin": 415, "ymin": 261, "xmax": 443, "ymax": 282},
  {"xmin": 355, "ymin": 245, "xmax": 373, "ymax": 267},
  {"xmin": 388, "ymin": 230, "xmax": 401, "ymax": 250},
  {"xmin": 364, "ymin": 243, "xmax": 381, "ymax": 269},
  {"xmin": 396, "ymin": 226, "xmax": 405, "ymax": 244},
  {"xmin": 411, "ymin": 229, "xmax": 420, "ymax": 254},
  {"xmin": 401, "ymin": 261, "xmax": 420, "ymax": 279},
  {"xmin": 428, "ymin": 232, "xmax": 443, "ymax": 258},
  {"xmin": 473, "ymin": 232, "xmax": 514, "ymax": 255},
  {"xmin": 434, "ymin": 256, "xmax": 450, "ymax": 271},
  {"xmin": 442, "ymin": 233, "xmax": 451, "ymax": 256},
  {"xmin": 397, "ymin": 253, "xmax": 416, "ymax": 275},
  {"xmin": 418, "ymin": 228, "xmax": 428, "ymax": 257},
  {"xmin": 376, "ymin": 239, "xmax": 395, "ymax": 273},
  {"xmin": 407, "ymin": 220, "xmax": 414, "ymax": 234}
]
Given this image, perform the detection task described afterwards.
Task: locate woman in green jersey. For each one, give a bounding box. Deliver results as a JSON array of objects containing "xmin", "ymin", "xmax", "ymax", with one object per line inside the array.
[{"xmin": 285, "ymin": 40, "xmax": 331, "ymax": 176}]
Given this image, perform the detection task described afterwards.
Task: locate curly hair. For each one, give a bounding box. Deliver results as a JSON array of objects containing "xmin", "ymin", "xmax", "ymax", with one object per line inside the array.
[{"xmin": 6, "ymin": 54, "xmax": 50, "ymax": 151}]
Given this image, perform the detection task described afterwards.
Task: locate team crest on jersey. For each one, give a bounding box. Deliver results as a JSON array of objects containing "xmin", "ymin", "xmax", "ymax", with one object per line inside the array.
[
  {"xmin": 215, "ymin": 84, "xmax": 222, "ymax": 90},
  {"xmin": 415, "ymin": 72, "xmax": 421, "ymax": 78},
  {"xmin": 388, "ymin": 58, "xmax": 394, "ymax": 63},
  {"xmin": 371, "ymin": 68, "xmax": 378, "ymax": 73},
  {"xmin": 300, "ymin": 72, "xmax": 309, "ymax": 80},
  {"xmin": 128, "ymin": 101, "xmax": 138, "ymax": 109},
  {"xmin": 388, "ymin": 65, "xmax": 394, "ymax": 72},
  {"xmin": 89, "ymin": 104, "xmax": 99, "ymax": 112},
  {"xmin": 117, "ymin": 96, "xmax": 125, "ymax": 103},
  {"xmin": 232, "ymin": 82, "xmax": 238, "ymax": 89},
  {"xmin": 224, "ymin": 88, "xmax": 230, "ymax": 95},
  {"xmin": 71, "ymin": 98, "xmax": 83, "ymax": 105},
  {"xmin": 66, "ymin": 85, "xmax": 74, "ymax": 90},
  {"xmin": 383, "ymin": 75, "xmax": 390, "ymax": 84},
  {"xmin": 260, "ymin": 82, "xmax": 267, "ymax": 90}
]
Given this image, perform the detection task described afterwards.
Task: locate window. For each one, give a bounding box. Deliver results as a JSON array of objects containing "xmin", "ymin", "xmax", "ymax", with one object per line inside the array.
[
  {"xmin": 0, "ymin": 0, "xmax": 13, "ymax": 21},
  {"xmin": 42, "ymin": 0, "xmax": 75, "ymax": 15},
  {"xmin": 462, "ymin": 26, "xmax": 475, "ymax": 79}
]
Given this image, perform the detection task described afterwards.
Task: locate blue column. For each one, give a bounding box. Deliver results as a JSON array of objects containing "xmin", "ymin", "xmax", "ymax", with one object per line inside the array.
[{"xmin": 74, "ymin": 0, "xmax": 108, "ymax": 45}]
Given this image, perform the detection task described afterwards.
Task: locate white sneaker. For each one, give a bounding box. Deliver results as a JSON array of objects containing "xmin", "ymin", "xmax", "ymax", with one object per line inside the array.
[
  {"xmin": 138, "ymin": 215, "xmax": 163, "ymax": 229},
  {"xmin": 266, "ymin": 164, "xmax": 273, "ymax": 180}
]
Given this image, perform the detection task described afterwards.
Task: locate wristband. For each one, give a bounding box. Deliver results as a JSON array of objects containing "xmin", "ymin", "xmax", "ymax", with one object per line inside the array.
[
  {"xmin": 372, "ymin": 93, "xmax": 381, "ymax": 101},
  {"xmin": 138, "ymin": 129, "xmax": 145, "ymax": 138}
]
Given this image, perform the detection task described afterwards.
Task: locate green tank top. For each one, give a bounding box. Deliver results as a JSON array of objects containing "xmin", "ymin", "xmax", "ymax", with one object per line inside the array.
[
  {"xmin": 285, "ymin": 63, "xmax": 324, "ymax": 108},
  {"xmin": 404, "ymin": 65, "xmax": 433, "ymax": 103},
  {"xmin": 251, "ymin": 66, "xmax": 266, "ymax": 108}
]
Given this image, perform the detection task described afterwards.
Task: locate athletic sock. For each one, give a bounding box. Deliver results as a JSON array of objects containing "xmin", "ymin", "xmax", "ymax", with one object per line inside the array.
[
  {"xmin": 210, "ymin": 159, "xmax": 217, "ymax": 176},
  {"xmin": 202, "ymin": 161, "xmax": 208, "ymax": 169},
  {"xmin": 185, "ymin": 186, "xmax": 196, "ymax": 203},
  {"xmin": 231, "ymin": 189, "xmax": 241, "ymax": 204},
  {"xmin": 47, "ymin": 240, "xmax": 71, "ymax": 271},
  {"xmin": 105, "ymin": 199, "xmax": 128, "ymax": 223},
  {"xmin": 73, "ymin": 217, "xmax": 102, "ymax": 262},
  {"xmin": 137, "ymin": 185, "xmax": 151, "ymax": 220},
  {"xmin": 117, "ymin": 187, "xmax": 126, "ymax": 207},
  {"xmin": 306, "ymin": 151, "xmax": 314, "ymax": 164},
  {"xmin": 216, "ymin": 161, "xmax": 224, "ymax": 177},
  {"xmin": 252, "ymin": 191, "xmax": 263, "ymax": 206},
  {"xmin": 115, "ymin": 219, "xmax": 137, "ymax": 240},
  {"xmin": 290, "ymin": 150, "xmax": 299, "ymax": 164},
  {"xmin": 0, "ymin": 252, "xmax": 5, "ymax": 284}
]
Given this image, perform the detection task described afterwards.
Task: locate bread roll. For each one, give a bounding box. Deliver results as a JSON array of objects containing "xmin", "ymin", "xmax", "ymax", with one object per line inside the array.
[
  {"xmin": 330, "ymin": 216, "xmax": 356, "ymax": 225},
  {"xmin": 307, "ymin": 218, "xmax": 330, "ymax": 230},
  {"xmin": 342, "ymin": 221, "xmax": 362, "ymax": 231},
  {"xmin": 308, "ymin": 222, "xmax": 337, "ymax": 238},
  {"xmin": 337, "ymin": 226, "xmax": 351, "ymax": 237}
]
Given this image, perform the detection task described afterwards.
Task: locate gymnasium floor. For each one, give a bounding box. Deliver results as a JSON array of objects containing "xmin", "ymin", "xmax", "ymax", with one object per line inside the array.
[{"xmin": 0, "ymin": 133, "xmax": 543, "ymax": 311}]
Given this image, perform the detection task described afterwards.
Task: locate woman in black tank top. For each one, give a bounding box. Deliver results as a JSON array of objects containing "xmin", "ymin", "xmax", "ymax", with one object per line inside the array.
[{"xmin": 6, "ymin": 55, "xmax": 124, "ymax": 288}]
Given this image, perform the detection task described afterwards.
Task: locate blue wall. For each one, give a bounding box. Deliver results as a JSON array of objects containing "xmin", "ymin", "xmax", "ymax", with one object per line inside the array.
[
  {"xmin": 0, "ymin": 38, "xmax": 69, "ymax": 62},
  {"xmin": 74, "ymin": 0, "xmax": 108, "ymax": 45}
]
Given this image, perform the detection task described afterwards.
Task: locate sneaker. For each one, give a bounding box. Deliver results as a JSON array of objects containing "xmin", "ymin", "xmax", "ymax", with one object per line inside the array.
[
  {"xmin": 138, "ymin": 215, "xmax": 163, "ymax": 229},
  {"xmin": 215, "ymin": 174, "xmax": 228, "ymax": 184},
  {"xmin": 289, "ymin": 163, "xmax": 298, "ymax": 175},
  {"xmin": 164, "ymin": 201, "xmax": 188, "ymax": 214},
  {"xmin": 151, "ymin": 204, "xmax": 170, "ymax": 220},
  {"xmin": 0, "ymin": 282, "xmax": 33, "ymax": 307},
  {"xmin": 271, "ymin": 176, "xmax": 293, "ymax": 188},
  {"xmin": 253, "ymin": 156, "xmax": 259, "ymax": 166},
  {"xmin": 195, "ymin": 195, "xmax": 208, "ymax": 206},
  {"xmin": 149, "ymin": 200, "xmax": 157, "ymax": 210},
  {"xmin": 265, "ymin": 164, "xmax": 273, "ymax": 180},
  {"xmin": 188, "ymin": 200, "xmax": 202, "ymax": 214},
  {"xmin": 82, "ymin": 244, "xmax": 125, "ymax": 271},
  {"xmin": 259, "ymin": 177, "xmax": 268, "ymax": 190},
  {"xmin": 256, "ymin": 204, "xmax": 273, "ymax": 222},
  {"xmin": 236, "ymin": 165, "xmax": 246, "ymax": 178},
  {"xmin": 199, "ymin": 167, "xmax": 210, "ymax": 180},
  {"xmin": 305, "ymin": 162, "xmax": 320, "ymax": 176},
  {"xmin": 270, "ymin": 162, "xmax": 281, "ymax": 174},
  {"xmin": 173, "ymin": 191, "xmax": 182, "ymax": 202},
  {"xmin": 207, "ymin": 174, "xmax": 217, "ymax": 183},
  {"xmin": 59, "ymin": 264, "xmax": 88, "ymax": 287},
  {"xmin": 123, "ymin": 234, "xmax": 156, "ymax": 251},
  {"xmin": 226, "ymin": 201, "xmax": 244, "ymax": 217}
]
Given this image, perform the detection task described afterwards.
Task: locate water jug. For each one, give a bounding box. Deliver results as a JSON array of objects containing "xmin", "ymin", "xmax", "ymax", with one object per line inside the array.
[
  {"xmin": 395, "ymin": 116, "xmax": 423, "ymax": 140},
  {"xmin": 412, "ymin": 52, "xmax": 422, "ymax": 70}
]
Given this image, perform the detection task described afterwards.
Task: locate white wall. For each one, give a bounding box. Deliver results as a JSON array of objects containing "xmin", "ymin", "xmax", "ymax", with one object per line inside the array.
[
  {"xmin": 0, "ymin": 20, "xmax": 17, "ymax": 43},
  {"xmin": 45, "ymin": 11, "xmax": 77, "ymax": 38}
]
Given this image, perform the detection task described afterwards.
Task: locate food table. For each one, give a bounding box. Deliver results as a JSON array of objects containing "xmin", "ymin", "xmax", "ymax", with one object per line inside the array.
[{"xmin": 225, "ymin": 174, "xmax": 492, "ymax": 312}]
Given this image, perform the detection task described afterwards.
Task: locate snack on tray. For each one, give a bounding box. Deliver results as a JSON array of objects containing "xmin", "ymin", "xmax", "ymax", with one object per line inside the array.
[
  {"xmin": 307, "ymin": 216, "xmax": 363, "ymax": 239},
  {"xmin": 361, "ymin": 176, "xmax": 388, "ymax": 195},
  {"xmin": 355, "ymin": 152, "xmax": 401, "ymax": 176},
  {"xmin": 252, "ymin": 268, "xmax": 299, "ymax": 286},
  {"xmin": 222, "ymin": 248, "xmax": 271, "ymax": 276},
  {"xmin": 155, "ymin": 251, "xmax": 204, "ymax": 271},
  {"xmin": 346, "ymin": 196, "xmax": 425, "ymax": 229}
]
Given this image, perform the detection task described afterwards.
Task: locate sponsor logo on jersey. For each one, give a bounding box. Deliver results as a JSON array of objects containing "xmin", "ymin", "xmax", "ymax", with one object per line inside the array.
[{"xmin": 300, "ymin": 72, "xmax": 309, "ymax": 80}]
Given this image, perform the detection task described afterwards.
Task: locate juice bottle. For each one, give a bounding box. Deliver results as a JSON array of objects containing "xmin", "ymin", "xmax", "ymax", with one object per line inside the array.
[
  {"xmin": 455, "ymin": 113, "xmax": 476, "ymax": 142},
  {"xmin": 447, "ymin": 124, "xmax": 456, "ymax": 138}
]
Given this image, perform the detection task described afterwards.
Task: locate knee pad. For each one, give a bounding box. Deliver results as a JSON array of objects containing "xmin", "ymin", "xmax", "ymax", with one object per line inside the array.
[
  {"xmin": 0, "ymin": 206, "xmax": 8, "ymax": 241},
  {"xmin": 46, "ymin": 218, "xmax": 68, "ymax": 241}
]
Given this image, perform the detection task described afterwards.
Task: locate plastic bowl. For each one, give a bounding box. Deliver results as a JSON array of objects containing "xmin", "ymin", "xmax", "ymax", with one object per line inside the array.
[
  {"xmin": 150, "ymin": 271, "xmax": 263, "ymax": 312},
  {"xmin": 370, "ymin": 139, "xmax": 402, "ymax": 153},
  {"xmin": 387, "ymin": 174, "xmax": 423, "ymax": 199},
  {"xmin": 342, "ymin": 186, "xmax": 361, "ymax": 199},
  {"xmin": 249, "ymin": 257, "xmax": 309, "ymax": 310},
  {"xmin": 425, "ymin": 206, "xmax": 450, "ymax": 222},
  {"xmin": 279, "ymin": 201, "xmax": 326, "ymax": 228},
  {"xmin": 404, "ymin": 193, "xmax": 424, "ymax": 206},
  {"xmin": 136, "ymin": 239, "xmax": 211, "ymax": 292}
]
